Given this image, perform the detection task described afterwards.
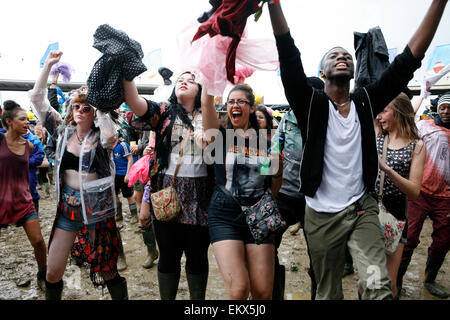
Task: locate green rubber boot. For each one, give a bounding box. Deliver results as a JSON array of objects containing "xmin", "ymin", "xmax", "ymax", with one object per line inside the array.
[
  {"xmin": 186, "ymin": 273, "xmax": 208, "ymax": 300},
  {"xmin": 157, "ymin": 271, "xmax": 180, "ymax": 300},
  {"xmin": 142, "ymin": 225, "xmax": 159, "ymax": 269}
]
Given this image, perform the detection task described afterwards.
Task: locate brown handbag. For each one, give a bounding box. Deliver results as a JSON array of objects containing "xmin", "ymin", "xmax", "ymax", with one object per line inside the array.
[{"xmin": 150, "ymin": 112, "xmax": 198, "ymax": 221}]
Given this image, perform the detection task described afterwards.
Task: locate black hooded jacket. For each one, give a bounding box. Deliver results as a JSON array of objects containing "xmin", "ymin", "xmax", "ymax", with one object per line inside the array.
[{"xmin": 275, "ymin": 32, "xmax": 422, "ymax": 198}]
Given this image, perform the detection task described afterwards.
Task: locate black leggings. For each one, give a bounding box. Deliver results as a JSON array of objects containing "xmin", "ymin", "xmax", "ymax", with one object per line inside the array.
[{"xmin": 153, "ymin": 220, "xmax": 210, "ymax": 275}]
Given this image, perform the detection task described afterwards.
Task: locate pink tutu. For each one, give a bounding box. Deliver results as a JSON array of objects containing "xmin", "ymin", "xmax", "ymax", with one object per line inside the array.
[{"xmin": 177, "ymin": 21, "xmax": 279, "ymax": 96}]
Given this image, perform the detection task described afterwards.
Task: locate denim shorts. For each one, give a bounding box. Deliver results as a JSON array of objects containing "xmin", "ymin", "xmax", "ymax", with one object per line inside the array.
[
  {"xmin": 16, "ymin": 211, "xmax": 39, "ymax": 227},
  {"xmin": 55, "ymin": 213, "xmax": 96, "ymax": 232},
  {"xmin": 56, "ymin": 184, "xmax": 96, "ymax": 232},
  {"xmin": 208, "ymin": 186, "xmax": 275, "ymax": 245}
]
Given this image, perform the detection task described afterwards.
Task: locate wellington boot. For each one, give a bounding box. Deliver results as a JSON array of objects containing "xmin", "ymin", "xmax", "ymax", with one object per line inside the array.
[
  {"xmin": 158, "ymin": 271, "xmax": 180, "ymax": 300},
  {"xmin": 106, "ymin": 276, "xmax": 129, "ymax": 300},
  {"xmin": 272, "ymin": 264, "xmax": 286, "ymax": 300},
  {"xmin": 117, "ymin": 253, "xmax": 128, "ymax": 272},
  {"xmin": 424, "ymin": 254, "xmax": 448, "ymax": 299},
  {"xmin": 116, "ymin": 201, "xmax": 123, "ymax": 221},
  {"xmin": 45, "ymin": 280, "xmax": 63, "ymax": 300},
  {"xmin": 396, "ymin": 258, "xmax": 411, "ymax": 295},
  {"xmin": 142, "ymin": 225, "xmax": 159, "ymax": 269},
  {"xmin": 44, "ymin": 182, "xmax": 50, "ymax": 197},
  {"xmin": 117, "ymin": 229, "xmax": 128, "ymax": 271},
  {"xmin": 186, "ymin": 273, "xmax": 208, "ymax": 300},
  {"xmin": 37, "ymin": 271, "xmax": 46, "ymax": 292}
]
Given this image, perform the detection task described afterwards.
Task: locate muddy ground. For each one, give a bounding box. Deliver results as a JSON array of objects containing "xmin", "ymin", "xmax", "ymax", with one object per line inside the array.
[{"xmin": 0, "ymin": 192, "xmax": 448, "ymax": 300}]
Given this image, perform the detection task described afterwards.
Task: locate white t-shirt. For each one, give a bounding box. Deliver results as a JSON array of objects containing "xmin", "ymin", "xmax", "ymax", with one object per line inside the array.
[
  {"xmin": 305, "ymin": 100, "xmax": 366, "ymax": 212},
  {"xmin": 164, "ymin": 113, "xmax": 208, "ymax": 178}
]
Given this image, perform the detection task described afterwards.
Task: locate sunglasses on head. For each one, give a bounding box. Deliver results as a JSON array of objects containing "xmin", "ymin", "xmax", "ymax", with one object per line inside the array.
[{"xmin": 73, "ymin": 104, "xmax": 93, "ymax": 113}]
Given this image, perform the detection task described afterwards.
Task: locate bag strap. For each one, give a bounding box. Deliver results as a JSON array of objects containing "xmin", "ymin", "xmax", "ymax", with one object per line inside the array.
[
  {"xmin": 378, "ymin": 134, "xmax": 389, "ymax": 201},
  {"xmin": 172, "ymin": 110, "xmax": 200, "ymax": 181},
  {"xmin": 217, "ymin": 185, "xmax": 243, "ymax": 209}
]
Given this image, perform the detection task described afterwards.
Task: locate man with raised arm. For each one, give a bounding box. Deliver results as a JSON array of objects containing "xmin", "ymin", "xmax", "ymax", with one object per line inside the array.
[{"xmin": 266, "ymin": 0, "xmax": 448, "ymax": 300}]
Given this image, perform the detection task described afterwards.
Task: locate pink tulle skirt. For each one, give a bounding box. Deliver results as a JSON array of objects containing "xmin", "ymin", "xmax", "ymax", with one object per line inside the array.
[{"xmin": 177, "ymin": 21, "xmax": 279, "ymax": 97}]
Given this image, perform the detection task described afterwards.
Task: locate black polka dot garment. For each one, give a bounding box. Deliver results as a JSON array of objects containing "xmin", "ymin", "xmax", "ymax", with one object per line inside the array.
[
  {"xmin": 375, "ymin": 134, "xmax": 416, "ymax": 197},
  {"xmin": 85, "ymin": 24, "xmax": 147, "ymax": 112}
]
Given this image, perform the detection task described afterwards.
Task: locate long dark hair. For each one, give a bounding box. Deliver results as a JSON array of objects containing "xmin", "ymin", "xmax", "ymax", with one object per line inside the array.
[
  {"xmin": 168, "ymin": 71, "xmax": 202, "ymax": 130},
  {"xmin": 226, "ymin": 84, "xmax": 259, "ymax": 131},
  {"xmin": 1, "ymin": 100, "xmax": 24, "ymax": 129},
  {"xmin": 255, "ymin": 104, "xmax": 273, "ymax": 131}
]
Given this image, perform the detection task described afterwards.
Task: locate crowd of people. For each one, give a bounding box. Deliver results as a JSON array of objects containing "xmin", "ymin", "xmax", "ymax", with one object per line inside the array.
[{"xmin": 0, "ymin": 0, "xmax": 448, "ymax": 301}]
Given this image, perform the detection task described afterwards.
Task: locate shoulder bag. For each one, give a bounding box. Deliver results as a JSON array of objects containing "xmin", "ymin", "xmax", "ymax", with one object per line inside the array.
[
  {"xmin": 218, "ymin": 185, "xmax": 286, "ymax": 245},
  {"xmin": 150, "ymin": 112, "xmax": 198, "ymax": 222},
  {"xmin": 378, "ymin": 135, "xmax": 406, "ymax": 256}
]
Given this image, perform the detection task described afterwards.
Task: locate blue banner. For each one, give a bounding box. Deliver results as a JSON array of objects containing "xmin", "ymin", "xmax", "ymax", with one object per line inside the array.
[{"xmin": 40, "ymin": 42, "xmax": 59, "ymax": 68}]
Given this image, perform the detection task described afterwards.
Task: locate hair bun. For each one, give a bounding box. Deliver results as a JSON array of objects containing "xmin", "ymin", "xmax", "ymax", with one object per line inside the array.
[{"xmin": 3, "ymin": 100, "xmax": 21, "ymax": 111}]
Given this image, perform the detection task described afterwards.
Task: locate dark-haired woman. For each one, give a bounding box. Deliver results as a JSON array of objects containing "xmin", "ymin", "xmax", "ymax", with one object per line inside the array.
[
  {"xmin": 255, "ymin": 104, "xmax": 273, "ymax": 136},
  {"xmin": 123, "ymin": 72, "xmax": 212, "ymax": 300},
  {"xmin": 202, "ymin": 84, "xmax": 282, "ymax": 300},
  {"xmin": 29, "ymin": 51, "xmax": 128, "ymax": 300},
  {"xmin": 0, "ymin": 100, "xmax": 48, "ymax": 291}
]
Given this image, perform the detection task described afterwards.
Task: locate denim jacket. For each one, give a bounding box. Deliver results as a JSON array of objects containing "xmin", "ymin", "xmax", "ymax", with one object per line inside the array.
[{"xmin": 271, "ymin": 110, "xmax": 303, "ymax": 198}]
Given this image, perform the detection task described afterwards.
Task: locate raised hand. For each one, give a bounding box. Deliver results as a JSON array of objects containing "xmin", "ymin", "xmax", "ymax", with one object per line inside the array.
[{"xmin": 44, "ymin": 50, "xmax": 63, "ymax": 69}]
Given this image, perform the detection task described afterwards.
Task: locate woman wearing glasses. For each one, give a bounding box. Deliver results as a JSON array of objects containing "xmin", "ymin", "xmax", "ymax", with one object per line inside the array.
[
  {"xmin": 122, "ymin": 72, "xmax": 212, "ymax": 300},
  {"xmin": 201, "ymin": 84, "xmax": 282, "ymax": 300},
  {"xmin": 29, "ymin": 51, "xmax": 128, "ymax": 300}
]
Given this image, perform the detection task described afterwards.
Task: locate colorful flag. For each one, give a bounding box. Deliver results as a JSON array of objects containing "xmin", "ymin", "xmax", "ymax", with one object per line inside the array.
[{"xmin": 427, "ymin": 44, "xmax": 450, "ymax": 73}]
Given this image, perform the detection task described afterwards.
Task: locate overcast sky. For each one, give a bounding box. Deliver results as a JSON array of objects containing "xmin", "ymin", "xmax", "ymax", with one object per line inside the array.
[{"xmin": 1, "ymin": 0, "xmax": 449, "ymax": 106}]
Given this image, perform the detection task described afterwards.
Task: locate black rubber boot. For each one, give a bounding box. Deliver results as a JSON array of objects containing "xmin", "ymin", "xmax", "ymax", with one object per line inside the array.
[
  {"xmin": 45, "ymin": 279, "xmax": 63, "ymax": 300},
  {"xmin": 424, "ymin": 254, "xmax": 448, "ymax": 299},
  {"xmin": 396, "ymin": 258, "xmax": 411, "ymax": 296},
  {"xmin": 158, "ymin": 271, "xmax": 180, "ymax": 300},
  {"xmin": 308, "ymin": 267, "xmax": 317, "ymax": 300},
  {"xmin": 272, "ymin": 264, "xmax": 286, "ymax": 300},
  {"xmin": 106, "ymin": 276, "xmax": 129, "ymax": 300},
  {"xmin": 186, "ymin": 273, "xmax": 208, "ymax": 300},
  {"xmin": 142, "ymin": 225, "xmax": 159, "ymax": 269},
  {"xmin": 116, "ymin": 201, "xmax": 123, "ymax": 221},
  {"xmin": 342, "ymin": 248, "xmax": 354, "ymax": 277}
]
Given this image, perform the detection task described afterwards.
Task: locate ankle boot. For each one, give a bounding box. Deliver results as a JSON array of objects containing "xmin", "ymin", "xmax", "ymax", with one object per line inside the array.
[
  {"xmin": 106, "ymin": 276, "xmax": 129, "ymax": 300},
  {"xmin": 424, "ymin": 254, "xmax": 448, "ymax": 299},
  {"xmin": 142, "ymin": 225, "xmax": 159, "ymax": 269},
  {"xmin": 272, "ymin": 264, "xmax": 286, "ymax": 300},
  {"xmin": 186, "ymin": 273, "xmax": 208, "ymax": 300},
  {"xmin": 116, "ymin": 201, "xmax": 123, "ymax": 221},
  {"xmin": 45, "ymin": 280, "xmax": 63, "ymax": 300},
  {"xmin": 158, "ymin": 271, "xmax": 180, "ymax": 300}
]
